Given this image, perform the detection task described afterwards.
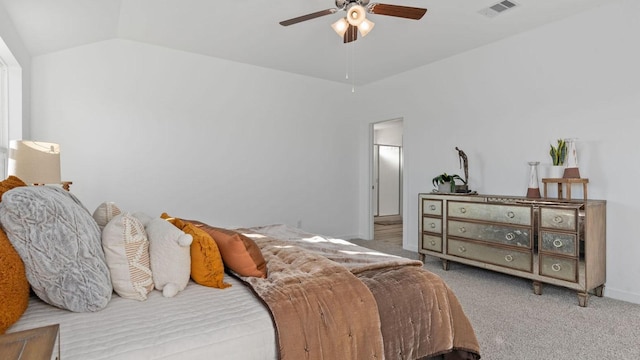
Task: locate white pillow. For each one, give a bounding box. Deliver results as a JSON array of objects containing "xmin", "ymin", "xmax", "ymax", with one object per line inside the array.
[
  {"xmin": 146, "ymin": 218, "xmax": 192, "ymax": 297},
  {"xmin": 93, "ymin": 202, "xmax": 122, "ymax": 230},
  {"xmin": 102, "ymin": 213, "xmax": 154, "ymax": 301}
]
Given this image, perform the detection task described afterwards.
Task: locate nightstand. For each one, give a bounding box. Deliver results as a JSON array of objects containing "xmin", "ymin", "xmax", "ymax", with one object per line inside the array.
[{"xmin": 0, "ymin": 324, "xmax": 60, "ymax": 360}]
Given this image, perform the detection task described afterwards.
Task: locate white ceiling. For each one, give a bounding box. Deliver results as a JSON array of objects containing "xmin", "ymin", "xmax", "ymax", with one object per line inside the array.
[{"xmin": 0, "ymin": 0, "xmax": 609, "ymax": 85}]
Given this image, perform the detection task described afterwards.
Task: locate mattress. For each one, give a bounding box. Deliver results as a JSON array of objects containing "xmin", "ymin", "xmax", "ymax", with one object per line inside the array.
[{"xmin": 9, "ymin": 276, "xmax": 276, "ymax": 360}]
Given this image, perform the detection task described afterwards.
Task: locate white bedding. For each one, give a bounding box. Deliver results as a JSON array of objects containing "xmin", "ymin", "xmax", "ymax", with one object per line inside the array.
[{"xmin": 9, "ymin": 275, "xmax": 276, "ymax": 360}]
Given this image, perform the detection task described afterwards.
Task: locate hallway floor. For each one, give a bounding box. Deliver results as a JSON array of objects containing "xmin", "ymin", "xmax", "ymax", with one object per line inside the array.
[{"xmin": 373, "ymin": 222, "xmax": 402, "ymax": 246}]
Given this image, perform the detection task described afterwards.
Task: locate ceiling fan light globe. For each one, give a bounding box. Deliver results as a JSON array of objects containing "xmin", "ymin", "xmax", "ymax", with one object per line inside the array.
[
  {"xmin": 358, "ymin": 18, "xmax": 375, "ymax": 37},
  {"xmin": 331, "ymin": 17, "xmax": 349, "ymax": 37},
  {"xmin": 346, "ymin": 5, "xmax": 366, "ymax": 26}
]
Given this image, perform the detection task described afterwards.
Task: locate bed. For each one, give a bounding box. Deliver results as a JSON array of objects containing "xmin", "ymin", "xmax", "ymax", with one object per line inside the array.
[{"xmin": 1, "ymin": 184, "xmax": 480, "ymax": 360}]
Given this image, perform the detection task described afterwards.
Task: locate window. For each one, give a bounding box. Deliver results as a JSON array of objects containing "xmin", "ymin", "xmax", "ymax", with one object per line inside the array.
[
  {"xmin": 0, "ymin": 35, "xmax": 23, "ymax": 179},
  {"xmin": 0, "ymin": 55, "xmax": 7, "ymax": 179}
]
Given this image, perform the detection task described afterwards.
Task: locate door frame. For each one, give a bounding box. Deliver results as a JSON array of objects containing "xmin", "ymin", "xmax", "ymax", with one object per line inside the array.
[{"xmin": 369, "ymin": 118, "xmax": 404, "ymax": 240}]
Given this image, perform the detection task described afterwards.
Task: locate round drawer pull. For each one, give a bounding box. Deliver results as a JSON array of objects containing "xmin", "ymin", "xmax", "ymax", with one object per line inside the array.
[
  {"xmin": 551, "ymin": 263, "xmax": 562, "ymax": 272},
  {"xmin": 429, "ymin": 205, "xmax": 436, "ymax": 211},
  {"xmin": 506, "ymin": 211, "xmax": 515, "ymax": 219},
  {"xmin": 505, "ymin": 233, "xmax": 515, "ymax": 241},
  {"xmin": 430, "ymin": 240, "xmax": 436, "ymax": 246},
  {"xmin": 458, "ymin": 246, "xmax": 466, "ymax": 253},
  {"xmin": 504, "ymin": 254, "xmax": 514, "ymax": 262},
  {"xmin": 553, "ymin": 239, "xmax": 564, "ymax": 248},
  {"xmin": 459, "ymin": 207, "xmax": 467, "ymax": 214},
  {"xmin": 429, "ymin": 222, "xmax": 436, "ymax": 229},
  {"xmin": 553, "ymin": 216, "xmax": 564, "ymax": 224},
  {"xmin": 458, "ymin": 226, "xmax": 466, "ymax": 233}
]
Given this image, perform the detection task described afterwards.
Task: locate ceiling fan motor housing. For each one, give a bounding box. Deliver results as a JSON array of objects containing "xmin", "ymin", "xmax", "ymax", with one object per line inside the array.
[{"xmin": 336, "ymin": 0, "xmax": 370, "ymax": 9}]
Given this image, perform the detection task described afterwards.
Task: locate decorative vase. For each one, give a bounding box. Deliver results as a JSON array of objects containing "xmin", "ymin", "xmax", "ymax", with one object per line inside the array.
[
  {"xmin": 526, "ymin": 161, "xmax": 541, "ymax": 198},
  {"xmin": 563, "ymin": 138, "xmax": 581, "ymax": 178},
  {"xmin": 438, "ymin": 182, "xmax": 453, "ymax": 193},
  {"xmin": 548, "ymin": 165, "xmax": 565, "ymax": 179}
]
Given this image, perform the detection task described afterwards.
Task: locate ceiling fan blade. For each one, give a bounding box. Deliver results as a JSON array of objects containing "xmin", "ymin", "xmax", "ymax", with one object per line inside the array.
[
  {"xmin": 367, "ymin": 3, "xmax": 427, "ymax": 20},
  {"xmin": 343, "ymin": 24, "xmax": 358, "ymax": 43},
  {"xmin": 279, "ymin": 8, "xmax": 337, "ymax": 26}
]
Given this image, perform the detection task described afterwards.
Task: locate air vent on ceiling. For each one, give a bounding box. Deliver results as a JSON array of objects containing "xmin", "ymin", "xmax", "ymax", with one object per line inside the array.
[{"xmin": 479, "ymin": 0, "xmax": 518, "ymax": 18}]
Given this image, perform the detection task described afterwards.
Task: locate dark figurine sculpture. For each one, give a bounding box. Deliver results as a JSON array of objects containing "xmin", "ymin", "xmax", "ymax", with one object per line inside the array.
[{"xmin": 456, "ymin": 146, "xmax": 468, "ymax": 184}]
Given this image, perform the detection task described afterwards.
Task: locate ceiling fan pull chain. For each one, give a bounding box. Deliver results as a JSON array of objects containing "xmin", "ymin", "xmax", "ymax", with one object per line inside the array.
[
  {"xmin": 351, "ymin": 41, "xmax": 356, "ymax": 93},
  {"xmin": 345, "ymin": 41, "xmax": 349, "ymax": 80}
]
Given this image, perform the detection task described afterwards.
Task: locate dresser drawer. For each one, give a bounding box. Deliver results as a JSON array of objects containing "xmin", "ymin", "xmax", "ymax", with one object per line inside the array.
[
  {"xmin": 540, "ymin": 231, "xmax": 577, "ymax": 257},
  {"xmin": 422, "ymin": 199, "xmax": 442, "ymax": 216},
  {"xmin": 448, "ymin": 238, "xmax": 532, "ymax": 272},
  {"xmin": 422, "ymin": 234, "xmax": 442, "ymax": 253},
  {"xmin": 448, "ymin": 201, "xmax": 532, "ymax": 226},
  {"xmin": 448, "ymin": 220, "xmax": 531, "ymax": 248},
  {"xmin": 539, "ymin": 206, "xmax": 579, "ymax": 232},
  {"xmin": 540, "ymin": 255, "xmax": 578, "ymax": 282},
  {"xmin": 422, "ymin": 217, "xmax": 442, "ymax": 234}
]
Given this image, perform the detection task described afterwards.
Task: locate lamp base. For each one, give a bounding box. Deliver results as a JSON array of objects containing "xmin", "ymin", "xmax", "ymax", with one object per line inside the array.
[
  {"xmin": 563, "ymin": 167, "xmax": 581, "ymax": 179},
  {"xmin": 526, "ymin": 188, "xmax": 541, "ymax": 198}
]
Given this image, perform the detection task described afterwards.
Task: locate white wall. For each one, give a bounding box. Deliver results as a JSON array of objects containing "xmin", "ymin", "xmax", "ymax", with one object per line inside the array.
[
  {"xmin": 25, "ymin": 0, "xmax": 640, "ymax": 304},
  {"xmin": 30, "ymin": 39, "xmax": 360, "ymax": 238},
  {"xmin": 356, "ymin": 0, "xmax": 640, "ymax": 304}
]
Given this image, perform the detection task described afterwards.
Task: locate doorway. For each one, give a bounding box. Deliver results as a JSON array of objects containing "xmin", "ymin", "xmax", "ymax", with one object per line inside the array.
[{"xmin": 372, "ymin": 119, "xmax": 403, "ymax": 245}]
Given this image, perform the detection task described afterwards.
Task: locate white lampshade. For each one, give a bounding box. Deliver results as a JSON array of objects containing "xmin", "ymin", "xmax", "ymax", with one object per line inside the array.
[
  {"xmin": 358, "ymin": 18, "xmax": 375, "ymax": 37},
  {"xmin": 346, "ymin": 5, "xmax": 366, "ymax": 27},
  {"xmin": 331, "ymin": 17, "xmax": 349, "ymax": 37},
  {"xmin": 8, "ymin": 140, "xmax": 61, "ymax": 184}
]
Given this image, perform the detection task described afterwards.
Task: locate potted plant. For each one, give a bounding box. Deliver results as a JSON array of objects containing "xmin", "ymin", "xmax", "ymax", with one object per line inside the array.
[
  {"xmin": 549, "ymin": 139, "xmax": 567, "ymax": 178},
  {"xmin": 432, "ymin": 173, "xmax": 466, "ymax": 193}
]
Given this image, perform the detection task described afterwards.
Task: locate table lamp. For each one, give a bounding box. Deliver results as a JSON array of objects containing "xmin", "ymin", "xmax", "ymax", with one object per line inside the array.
[{"xmin": 8, "ymin": 140, "xmax": 61, "ymax": 185}]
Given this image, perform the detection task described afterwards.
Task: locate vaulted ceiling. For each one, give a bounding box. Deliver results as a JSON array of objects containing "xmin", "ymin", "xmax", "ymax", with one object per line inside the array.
[{"xmin": 1, "ymin": 0, "xmax": 609, "ymax": 85}]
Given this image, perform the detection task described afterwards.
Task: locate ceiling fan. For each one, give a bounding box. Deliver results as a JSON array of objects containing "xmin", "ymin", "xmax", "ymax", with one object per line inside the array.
[{"xmin": 279, "ymin": 0, "xmax": 427, "ymax": 43}]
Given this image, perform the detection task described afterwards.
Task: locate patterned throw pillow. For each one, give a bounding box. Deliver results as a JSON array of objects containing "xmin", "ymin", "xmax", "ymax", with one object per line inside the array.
[
  {"xmin": 162, "ymin": 213, "xmax": 230, "ymax": 289},
  {"xmin": 0, "ymin": 186, "xmax": 112, "ymax": 312},
  {"xmin": 102, "ymin": 213, "xmax": 154, "ymax": 301},
  {"xmin": 93, "ymin": 202, "xmax": 122, "ymax": 230}
]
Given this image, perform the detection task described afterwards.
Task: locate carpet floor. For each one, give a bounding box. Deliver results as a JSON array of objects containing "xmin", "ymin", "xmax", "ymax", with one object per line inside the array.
[{"xmin": 348, "ymin": 238, "xmax": 640, "ymax": 360}]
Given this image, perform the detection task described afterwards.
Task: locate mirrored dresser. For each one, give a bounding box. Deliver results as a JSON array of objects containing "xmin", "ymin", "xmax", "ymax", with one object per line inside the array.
[{"xmin": 418, "ymin": 193, "xmax": 606, "ymax": 307}]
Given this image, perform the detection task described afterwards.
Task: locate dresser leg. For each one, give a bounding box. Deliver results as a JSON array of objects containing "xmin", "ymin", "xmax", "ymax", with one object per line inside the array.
[
  {"xmin": 419, "ymin": 253, "xmax": 426, "ymax": 263},
  {"xmin": 532, "ymin": 281, "xmax": 543, "ymax": 295},
  {"xmin": 441, "ymin": 259, "xmax": 450, "ymax": 271},
  {"xmin": 594, "ymin": 285, "xmax": 604, "ymax": 297},
  {"xmin": 577, "ymin": 292, "xmax": 589, "ymax": 307}
]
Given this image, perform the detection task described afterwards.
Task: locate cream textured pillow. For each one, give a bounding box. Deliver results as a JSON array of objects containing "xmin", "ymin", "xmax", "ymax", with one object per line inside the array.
[
  {"xmin": 102, "ymin": 213, "xmax": 154, "ymax": 301},
  {"xmin": 93, "ymin": 202, "xmax": 122, "ymax": 230},
  {"xmin": 145, "ymin": 218, "xmax": 192, "ymax": 298}
]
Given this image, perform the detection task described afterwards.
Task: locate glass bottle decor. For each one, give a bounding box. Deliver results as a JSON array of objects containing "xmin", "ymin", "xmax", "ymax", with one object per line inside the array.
[
  {"xmin": 563, "ymin": 138, "xmax": 581, "ymax": 178},
  {"xmin": 527, "ymin": 161, "xmax": 541, "ymax": 198}
]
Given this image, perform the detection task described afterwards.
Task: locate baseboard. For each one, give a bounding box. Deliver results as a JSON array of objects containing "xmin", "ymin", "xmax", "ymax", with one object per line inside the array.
[
  {"xmin": 338, "ymin": 233, "xmax": 362, "ymax": 241},
  {"xmin": 604, "ymin": 287, "xmax": 640, "ymax": 305}
]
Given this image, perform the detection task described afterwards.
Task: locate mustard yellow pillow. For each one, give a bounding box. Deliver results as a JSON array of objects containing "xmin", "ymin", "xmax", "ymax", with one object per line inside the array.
[
  {"xmin": 0, "ymin": 228, "xmax": 30, "ymax": 334},
  {"xmin": 0, "ymin": 176, "xmax": 26, "ymax": 200},
  {"xmin": 161, "ymin": 213, "xmax": 230, "ymax": 289},
  {"xmin": 0, "ymin": 176, "xmax": 29, "ymax": 334}
]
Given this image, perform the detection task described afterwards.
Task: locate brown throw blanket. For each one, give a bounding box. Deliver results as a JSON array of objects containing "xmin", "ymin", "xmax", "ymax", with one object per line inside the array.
[
  {"xmin": 239, "ymin": 225, "xmax": 480, "ymax": 360},
  {"xmin": 236, "ymin": 234, "xmax": 384, "ymax": 360}
]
